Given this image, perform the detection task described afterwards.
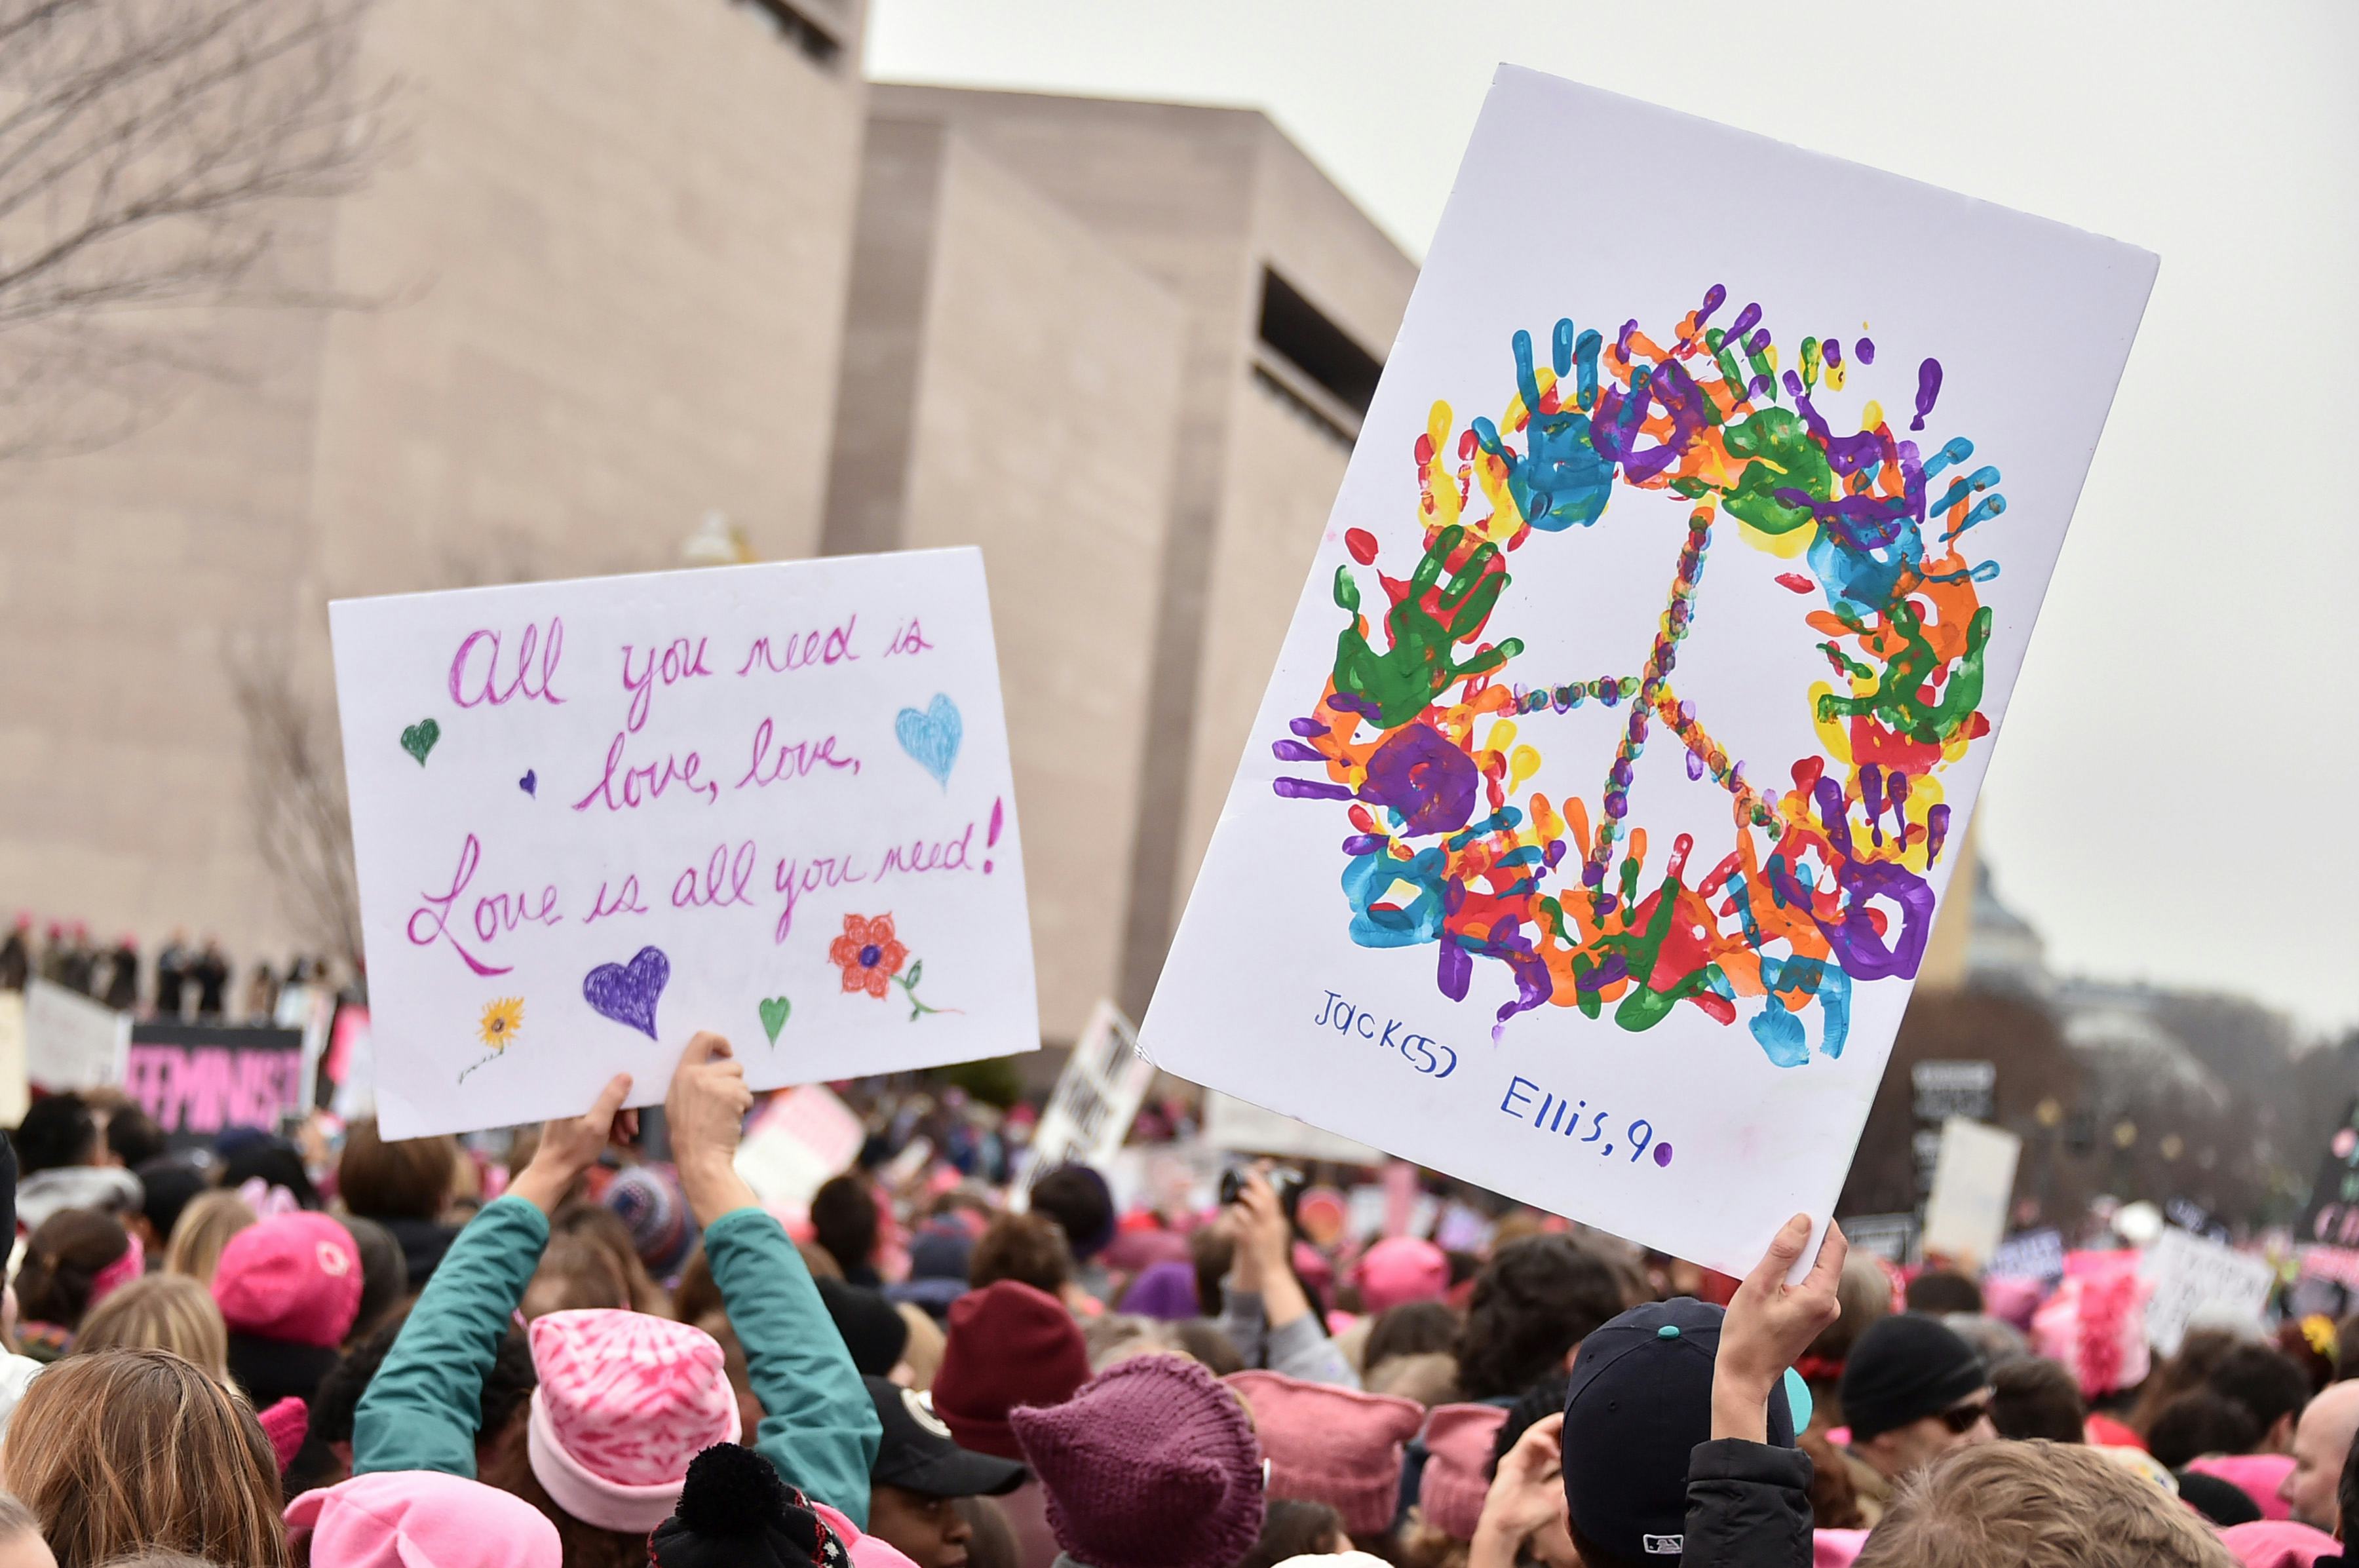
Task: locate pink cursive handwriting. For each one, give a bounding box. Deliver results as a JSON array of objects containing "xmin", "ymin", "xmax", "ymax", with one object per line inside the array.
[
  {"xmin": 674, "ymin": 839, "xmax": 758, "ymax": 910},
  {"xmin": 877, "ymin": 821, "xmax": 976, "ymax": 879},
  {"xmin": 572, "ymin": 731, "xmax": 721, "ymax": 812},
  {"xmin": 448, "ymin": 617, "xmax": 567, "ymax": 708},
  {"xmin": 737, "ymin": 719, "xmax": 861, "ymax": 790},
  {"xmin": 736, "ymin": 615, "xmax": 860, "ymax": 677},
  {"xmin": 585, "ymin": 875, "xmax": 650, "ymax": 923},
  {"xmin": 885, "ymin": 617, "xmax": 934, "ymax": 657},
  {"xmin": 407, "ymin": 834, "xmax": 516, "ymax": 975},
  {"xmin": 772, "ymin": 851, "xmax": 867, "ymax": 944},
  {"xmin": 621, "ymin": 637, "xmax": 715, "ymax": 733}
]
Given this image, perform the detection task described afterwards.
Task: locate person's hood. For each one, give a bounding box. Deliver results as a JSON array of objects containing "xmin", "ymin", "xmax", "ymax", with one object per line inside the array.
[{"xmin": 17, "ymin": 1165, "xmax": 142, "ymax": 1229}]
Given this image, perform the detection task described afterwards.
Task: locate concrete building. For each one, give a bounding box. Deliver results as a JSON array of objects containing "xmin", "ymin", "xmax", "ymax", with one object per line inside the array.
[
  {"xmin": 0, "ymin": 0, "xmax": 871, "ymax": 962},
  {"xmin": 851, "ymin": 88, "xmax": 1419, "ymax": 1019}
]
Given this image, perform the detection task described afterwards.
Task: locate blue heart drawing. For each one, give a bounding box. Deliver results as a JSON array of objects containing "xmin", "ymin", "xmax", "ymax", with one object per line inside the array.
[
  {"xmin": 519, "ymin": 769, "xmax": 537, "ymax": 797},
  {"xmin": 582, "ymin": 946, "xmax": 668, "ymax": 1041},
  {"xmin": 894, "ymin": 693, "xmax": 962, "ymax": 788}
]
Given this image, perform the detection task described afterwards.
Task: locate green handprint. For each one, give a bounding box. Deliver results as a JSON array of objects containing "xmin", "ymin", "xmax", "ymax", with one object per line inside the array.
[{"xmin": 1332, "ymin": 525, "xmax": 1522, "ymax": 729}]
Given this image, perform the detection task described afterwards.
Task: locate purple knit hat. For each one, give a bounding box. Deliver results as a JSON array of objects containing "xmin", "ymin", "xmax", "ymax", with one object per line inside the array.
[
  {"xmin": 1010, "ymin": 1355, "xmax": 1264, "ymax": 1568},
  {"xmin": 1117, "ymin": 1260, "xmax": 1202, "ymax": 1322}
]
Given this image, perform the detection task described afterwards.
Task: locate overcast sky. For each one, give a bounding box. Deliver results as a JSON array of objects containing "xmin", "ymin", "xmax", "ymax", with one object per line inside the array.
[{"xmin": 868, "ymin": 1, "xmax": 2359, "ymax": 1039}]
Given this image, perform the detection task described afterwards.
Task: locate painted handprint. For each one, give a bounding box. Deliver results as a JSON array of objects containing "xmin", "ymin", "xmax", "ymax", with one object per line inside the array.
[
  {"xmin": 1471, "ymin": 318, "xmax": 1615, "ymax": 531},
  {"xmin": 1330, "ymin": 524, "xmax": 1522, "ymax": 730}
]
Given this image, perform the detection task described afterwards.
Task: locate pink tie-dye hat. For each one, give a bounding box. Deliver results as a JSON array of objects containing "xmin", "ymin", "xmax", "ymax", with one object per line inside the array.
[{"xmin": 526, "ymin": 1308, "xmax": 743, "ymax": 1531}]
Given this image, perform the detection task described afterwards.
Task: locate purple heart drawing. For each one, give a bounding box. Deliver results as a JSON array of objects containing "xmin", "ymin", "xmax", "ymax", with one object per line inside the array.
[
  {"xmin": 520, "ymin": 769, "xmax": 537, "ymax": 797},
  {"xmin": 582, "ymin": 946, "xmax": 668, "ymax": 1040}
]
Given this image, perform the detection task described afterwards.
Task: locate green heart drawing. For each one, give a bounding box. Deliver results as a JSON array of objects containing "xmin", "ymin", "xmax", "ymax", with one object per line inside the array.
[
  {"xmin": 758, "ymin": 995, "xmax": 792, "ymax": 1045},
  {"xmin": 400, "ymin": 717, "xmax": 440, "ymax": 767}
]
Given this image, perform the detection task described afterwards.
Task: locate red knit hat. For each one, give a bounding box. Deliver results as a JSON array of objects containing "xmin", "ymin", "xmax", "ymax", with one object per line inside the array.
[
  {"xmin": 933, "ymin": 1281, "xmax": 1090, "ymax": 1461},
  {"xmin": 1010, "ymin": 1356, "xmax": 1264, "ymax": 1568},
  {"xmin": 1226, "ymin": 1370, "xmax": 1425, "ymax": 1537},
  {"xmin": 1415, "ymin": 1404, "xmax": 1510, "ymax": 1541},
  {"xmin": 212, "ymin": 1213, "xmax": 362, "ymax": 1348}
]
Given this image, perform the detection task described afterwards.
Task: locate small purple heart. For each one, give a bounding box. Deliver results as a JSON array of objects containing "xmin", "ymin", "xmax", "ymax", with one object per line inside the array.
[
  {"xmin": 520, "ymin": 769, "xmax": 537, "ymax": 797},
  {"xmin": 583, "ymin": 946, "xmax": 668, "ymax": 1041}
]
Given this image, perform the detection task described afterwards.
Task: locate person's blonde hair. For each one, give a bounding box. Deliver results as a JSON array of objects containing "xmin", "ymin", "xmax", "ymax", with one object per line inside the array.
[
  {"xmin": 161, "ymin": 1191, "xmax": 256, "ymax": 1286},
  {"xmin": 1, "ymin": 1348, "xmax": 289, "ymax": 1568},
  {"xmin": 1852, "ymin": 1439, "xmax": 2235, "ymax": 1568},
  {"xmin": 72, "ymin": 1275, "xmax": 229, "ymax": 1381}
]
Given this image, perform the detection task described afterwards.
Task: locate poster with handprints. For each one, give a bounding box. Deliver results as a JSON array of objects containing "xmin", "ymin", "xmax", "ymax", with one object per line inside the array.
[
  {"xmin": 1140, "ymin": 67, "xmax": 2155, "ymax": 1276},
  {"xmin": 332, "ymin": 547, "xmax": 1037, "ymax": 1138}
]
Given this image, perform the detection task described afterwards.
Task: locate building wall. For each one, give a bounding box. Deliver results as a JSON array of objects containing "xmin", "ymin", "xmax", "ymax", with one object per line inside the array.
[
  {"xmin": 825, "ymin": 119, "xmax": 1186, "ymax": 1041},
  {"xmin": 0, "ymin": 0, "xmax": 870, "ymax": 963}
]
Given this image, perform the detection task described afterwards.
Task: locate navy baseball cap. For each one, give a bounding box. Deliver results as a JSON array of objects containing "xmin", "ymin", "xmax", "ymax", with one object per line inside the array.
[{"xmin": 1562, "ymin": 1298, "xmax": 1795, "ymax": 1562}]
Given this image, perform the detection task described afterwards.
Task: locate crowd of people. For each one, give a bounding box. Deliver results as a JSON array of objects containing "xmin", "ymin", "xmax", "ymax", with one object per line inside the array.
[
  {"xmin": 0, "ymin": 913, "xmax": 336, "ymax": 1024},
  {"xmin": 0, "ymin": 1031, "xmax": 2349, "ymax": 1568}
]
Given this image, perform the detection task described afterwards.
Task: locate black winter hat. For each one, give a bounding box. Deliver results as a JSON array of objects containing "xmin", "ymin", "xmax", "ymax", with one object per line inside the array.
[
  {"xmin": 1838, "ymin": 1313, "xmax": 1989, "ymax": 1442},
  {"xmin": 1562, "ymin": 1298, "xmax": 1795, "ymax": 1563},
  {"xmin": 649, "ymin": 1444, "xmax": 848, "ymax": 1568},
  {"xmin": 818, "ymin": 1277, "xmax": 911, "ymax": 1377}
]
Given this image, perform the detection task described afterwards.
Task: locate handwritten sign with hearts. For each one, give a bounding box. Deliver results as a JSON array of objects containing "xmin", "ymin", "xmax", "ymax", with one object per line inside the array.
[{"xmin": 331, "ymin": 548, "xmax": 1039, "ymax": 1138}]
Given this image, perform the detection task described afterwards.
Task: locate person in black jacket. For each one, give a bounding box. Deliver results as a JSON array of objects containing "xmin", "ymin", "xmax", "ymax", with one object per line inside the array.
[{"xmin": 1468, "ymin": 1214, "xmax": 1845, "ymax": 1568}]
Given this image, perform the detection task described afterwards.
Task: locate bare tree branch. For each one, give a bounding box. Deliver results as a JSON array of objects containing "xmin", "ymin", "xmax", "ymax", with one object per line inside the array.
[
  {"xmin": 0, "ymin": 0, "xmax": 389, "ymax": 455},
  {"xmin": 225, "ymin": 644, "xmax": 365, "ymax": 979}
]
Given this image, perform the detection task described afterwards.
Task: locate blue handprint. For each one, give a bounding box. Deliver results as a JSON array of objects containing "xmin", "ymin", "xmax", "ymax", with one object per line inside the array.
[{"xmin": 1471, "ymin": 319, "xmax": 1615, "ymax": 531}]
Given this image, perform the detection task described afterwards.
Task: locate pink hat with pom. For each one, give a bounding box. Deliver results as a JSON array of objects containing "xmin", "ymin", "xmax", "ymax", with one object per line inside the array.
[
  {"xmin": 1352, "ymin": 1238, "xmax": 1451, "ymax": 1314},
  {"xmin": 286, "ymin": 1470, "xmax": 562, "ymax": 1568},
  {"xmin": 527, "ymin": 1308, "xmax": 742, "ymax": 1531},
  {"xmin": 1416, "ymin": 1404, "xmax": 1511, "ymax": 1542},
  {"xmin": 212, "ymin": 1213, "xmax": 362, "ymax": 1348},
  {"xmin": 1227, "ymin": 1369, "xmax": 1425, "ymax": 1537}
]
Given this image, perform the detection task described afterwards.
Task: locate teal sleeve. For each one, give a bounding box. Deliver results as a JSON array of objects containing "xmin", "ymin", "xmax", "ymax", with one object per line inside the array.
[
  {"xmin": 353, "ymin": 1195, "xmax": 548, "ymax": 1477},
  {"xmin": 707, "ymin": 1205, "xmax": 882, "ymax": 1525}
]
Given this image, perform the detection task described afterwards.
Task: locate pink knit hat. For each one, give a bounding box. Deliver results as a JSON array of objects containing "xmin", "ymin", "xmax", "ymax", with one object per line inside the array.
[
  {"xmin": 1010, "ymin": 1355, "xmax": 1265, "ymax": 1568},
  {"xmin": 2219, "ymin": 1520, "xmax": 2343, "ymax": 1568},
  {"xmin": 258, "ymin": 1396, "xmax": 309, "ymax": 1474},
  {"xmin": 1352, "ymin": 1238, "xmax": 1450, "ymax": 1314},
  {"xmin": 212, "ymin": 1213, "xmax": 362, "ymax": 1348},
  {"xmin": 1227, "ymin": 1370, "xmax": 1424, "ymax": 1537},
  {"xmin": 284, "ymin": 1470, "xmax": 561, "ymax": 1568},
  {"xmin": 2187, "ymin": 1454, "xmax": 2296, "ymax": 1521},
  {"xmin": 527, "ymin": 1308, "xmax": 742, "ymax": 1531},
  {"xmin": 1415, "ymin": 1404, "xmax": 1510, "ymax": 1542}
]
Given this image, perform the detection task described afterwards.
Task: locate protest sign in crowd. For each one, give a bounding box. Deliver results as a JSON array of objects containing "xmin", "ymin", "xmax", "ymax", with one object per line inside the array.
[{"xmin": 0, "ymin": 25, "xmax": 2338, "ymax": 1568}]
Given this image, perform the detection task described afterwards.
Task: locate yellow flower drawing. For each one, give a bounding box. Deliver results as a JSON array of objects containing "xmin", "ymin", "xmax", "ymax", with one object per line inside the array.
[{"xmin": 478, "ymin": 997, "xmax": 525, "ymax": 1050}]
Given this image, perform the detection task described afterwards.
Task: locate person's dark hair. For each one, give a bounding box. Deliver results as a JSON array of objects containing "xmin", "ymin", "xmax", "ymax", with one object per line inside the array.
[
  {"xmin": 1365, "ymin": 1299, "xmax": 1463, "ymax": 1373},
  {"xmin": 1567, "ymin": 1521, "xmax": 1641, "ymax": 1568},
  {"xmin": 2338, "ymin": 1407, "xmax": 2359, "ymax": 1545},
  {"xmin": 337, "ymin": 1120, "xmax": 455, "ymax": 1220},
  {"xmin": 216, "ymin": 1138, "xmax": 319, "ymax": 1210},
  {"xmin": 548, "ymin": 1201, "xmax": 665, "ymax": 1315},
  {"xmin": 1492, "ymin": 1369, "xmax": 1572, "ymax": 1472},
  {"xmin": 17, "ymin": 1093, "xmax": 100, "ymax": 1174},
  {"xmin": 2130, "ymin": 1328, "xmax": 2241, "ymax": 1435},
  {"xmin": 957, "ymin": 1496, "xmax": 1019, "ymax": 1568},
  {"xmin": 1169, "ymin": 1320, "xmax": 1244, "ymax": 1377},
  {"xmin": 104, "ymin": 1107, "xmax": 167, "ymax": 1171},
  {"xmin": 970, "ymin": 1212, "xmax": 1073, "ymax": 1297},
  {"xmin": 1235, "ymin": 1499, "xmax": 1344, "ymax": 1568},
  {"xmin": 2144, "ymin": 1390, "xmax": 2263, "ymax": 1469},
  {"xmin": 1453, "ymin": 1235, "xmax": 1623, "ymax": 1400},
  {"xmin": 2204, "ymin": 1344, "xmax": 2311, "ymax": 1442},
  {"xmin": 808, "ymin": 1174, "xmax": 879, "ymax": 1278},
  {"xmin": 1798, "ymin": 1426, "xmax": 1866, "ymax": 1529},
  {"xmin": 1191, "ymin": 1227, "xmax": 1235, "ymax": 1320},
  {"xmin": 16, "ymin": 1208, "xmax": 133, "ymax": 1330},
  {"xmin": 338, "ymin": 1215, "xmax": 409, "ymax": 1343},
  {"xmin": 1027, "ymin": 1165, "xmax": 1115, "ymax": 1261},
  {"xmin": 478, "ymin": 1440, "xmax": 653, "ymax": 1568},
  {"xmin": 1904, "ymin": 1269, "xmax": 1984, "ymax": 1316},
  {"xmin": 1991, "ymin": 1356, "xmax": 2086, "ymax": 1444},
  {"xmin": 135, "ymin": 1156, "xmax": 208, "ymax": 1242},
  {"xmin": 2173, "ymin": 1468, "xmax": 2263, "ymax": 1527},
  {"xmin": 670, "ymin": 1247, "xmax": 721, "ymax": 1327}
]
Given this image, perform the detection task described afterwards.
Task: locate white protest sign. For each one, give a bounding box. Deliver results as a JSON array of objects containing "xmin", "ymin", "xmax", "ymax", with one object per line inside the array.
[
  {"xmin": 1204, "ymin": 1092, "xmax": 1383, "ymax": 1166},
  {"xmin": 2142, "ymin": 1227, "xmax": 2276, "ymax": 1358},
  {"xmin": 1138, "ymin": 66, "xmax": 2155, "ymax": 1275},
  {"xmin": 0, "ymin": 994, "xmax": 27, "ymax": 1128},
  {"xmin": 733, "ymin": 1084, "xmax": 868, "ymax": 1208},
  {"xmin": 1018, "ymin": 1000, "xmax": 1153, "ymax": 1197},
  {"xmin": 1921, "ymin": 1117, "xmax": 2022, "ymax": 1269},
  {"xmin": 332, "ymin": 549, "xmax": 1039, "ymax": 1138},
  {"xmin": 23, "ymin": 978, "xmax": 130, "ymax": 1093}
]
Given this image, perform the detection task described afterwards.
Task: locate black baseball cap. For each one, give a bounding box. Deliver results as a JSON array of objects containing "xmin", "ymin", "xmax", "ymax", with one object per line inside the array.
[
  {"xmin": 867, "ymin": 1377, "xmax": 1027, "ymax": 1498},
  {"xmin": 1562, "ymin": 1298, "xmax": 1795, "ymax": 1563}
]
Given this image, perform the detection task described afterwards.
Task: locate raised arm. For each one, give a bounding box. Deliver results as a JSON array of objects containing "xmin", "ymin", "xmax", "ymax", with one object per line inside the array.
[
  {"xmin": 669, "ymin": 1034, "xmax": 882, "ymax": 1525},
  {"xmin": 354, "ymin": 1074, "xmax": 635, "ymax": 1477}
]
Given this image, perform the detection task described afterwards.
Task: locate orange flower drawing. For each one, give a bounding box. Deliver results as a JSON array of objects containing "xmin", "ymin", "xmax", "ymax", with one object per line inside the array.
[{"xmin": 829, "ymin": 914, "xmax": 908, "ymax": 999}]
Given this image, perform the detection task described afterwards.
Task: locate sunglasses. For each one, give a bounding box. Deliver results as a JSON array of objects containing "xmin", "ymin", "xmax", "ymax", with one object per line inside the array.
[{"xmin": 1938, "ymin": 1399, "xmax": 1993, "ymax": 1435}]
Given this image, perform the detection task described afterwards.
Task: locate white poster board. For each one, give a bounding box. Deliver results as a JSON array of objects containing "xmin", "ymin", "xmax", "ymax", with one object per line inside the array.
[
  {"xmin": 332, "ymin": 549, "xmax": 1039, "ymax": 1138},
  {"xmin": 1204, "ymin": 1092, "xmax": 1384, "ymax": 1166},
  {"xmin": 2143, "ymin": 1227, "xmax": 2276, "ymax": 1357},
  {"xmin": 23, "ymin": 979, "xmax": 130, "ymax": 1094},
  {"xmin": 1018, "ymin": 1000, "xmax": 1153, "ymax": 1196},
  {"xmin": 1921, "ymin": 1117, "xmax": 2022, "ymax": 1269},
  {"xmin": 733, "ymin": 1084, "xmax": 869, "ymax": 1209},
  {"xmin": 0, "ymin": 994, "xmax": 27, "ymax": 1128},
  {"xmin": 1139, "ymin": 66, "xmax": 2155, "ymax": 1275}
]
